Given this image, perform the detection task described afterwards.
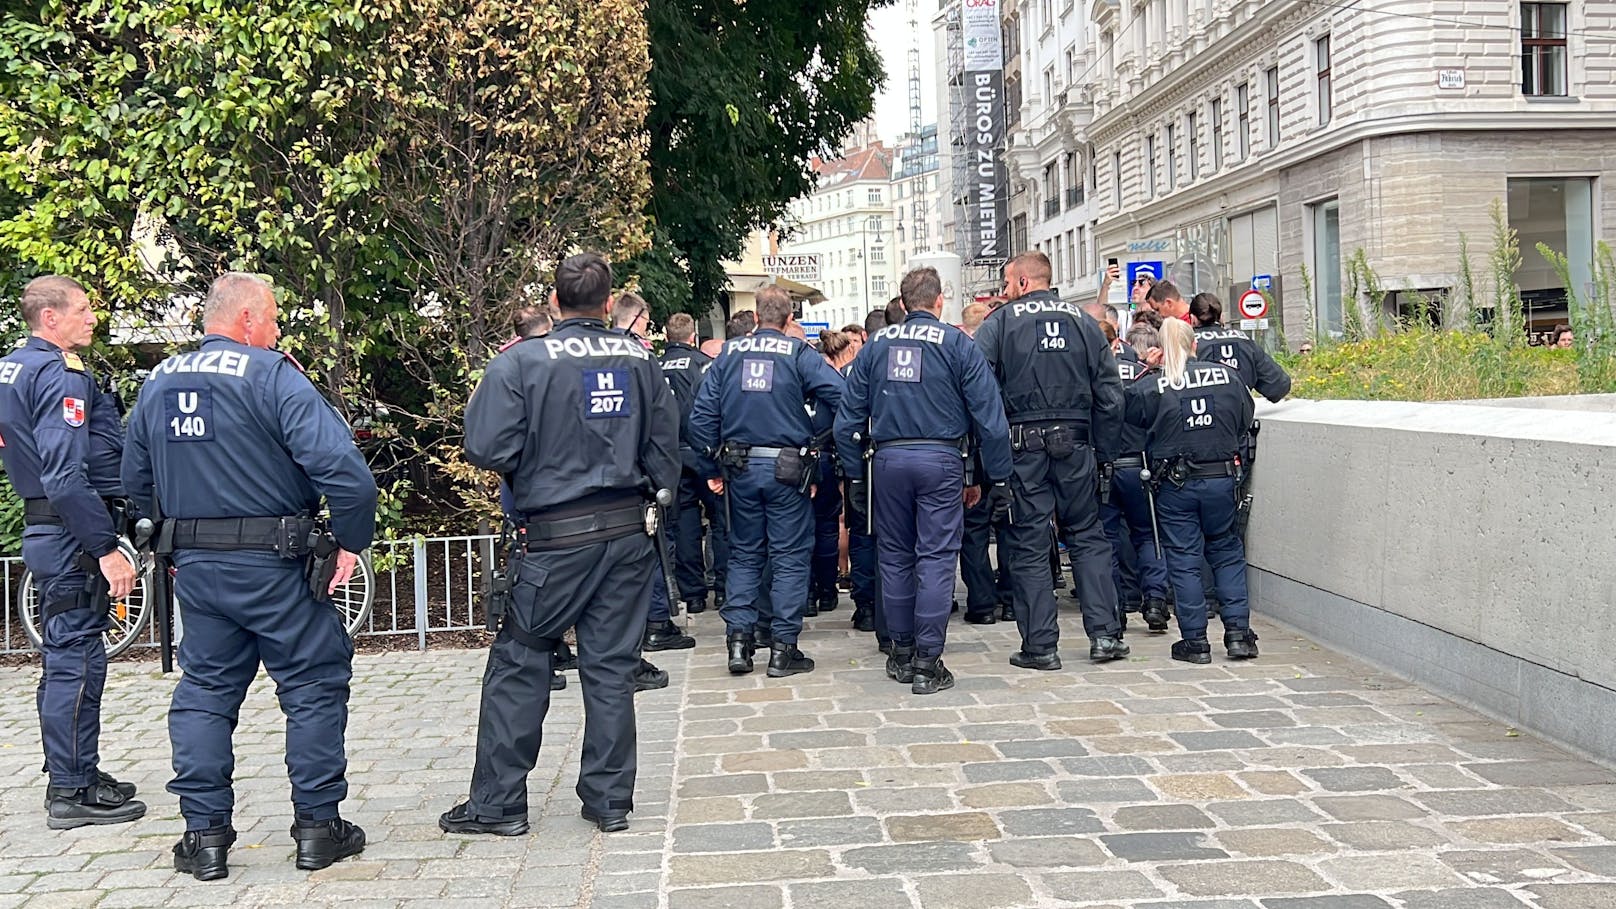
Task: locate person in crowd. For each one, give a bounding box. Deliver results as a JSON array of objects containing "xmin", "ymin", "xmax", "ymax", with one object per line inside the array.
[{"xmin": 1189, "ymin": 292, "xmax": 1292, "ymax": 403}]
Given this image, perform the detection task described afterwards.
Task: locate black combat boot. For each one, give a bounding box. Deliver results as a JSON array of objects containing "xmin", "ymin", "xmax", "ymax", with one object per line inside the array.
[
  {"xmin": 886, "ymin": 644, "xmax": 916, "ymax": 684},
  {"xmin": 633, "ymin": 658, "xmax": 669, "ymax": 691},
  {"xmin": 291, "ymin": 818, "xmax": 365, "ymax": 871},
  {"xmin": 581, "ymin": 806, "xmax": 630, "ymax": 833},
  {"xmin": 998, "ymin": 601, "xmax": 1015, "ymax": 622},
  {"xmin": 804, "ymin": 598, "xmax": 819, "ymax": 617},
  {"xmin": 439, "ymin": 801, "xmax": 530, "ymax": 836},
  {"xmin": 766, "ymin": 642, "xmax": 815, "ymax": 678},
  {"xmin": 752, "ymin": 625, "xmax": 773, "ymax": 649},
  {"xmin": 1172, "ymin": 637, "xmax": 1213, "ymax": 665},
  {"xmin": 42, "ymin": 770, "xmax": 137, "ymax": 811},
  {"xmin": 851, "ymin": 604, "xmax": 875, "ymax": 632},
  {"xmin": 726, "ymin": 631, "xmax": 755, "ymax": 675},
  {"xmin": 816, "ymin": 592, "xmax": 839, "ymax": 613},
  {"xmin": 551, "ymin": 641, "xmax": 578, "ymax": 672},
  {"xmin": 685, "ymin": 596, "xmax": 707, "ymax": 615},
  {"xmin": 910, "ymin": 656, "xmax": 955, "ymax": 695},
  {"xmin": 643, "ymin": 619, "xmax": 695, "ymax": 652},
  {"xmin": 1142, "ymin": 597, "xmax": 1171, "ymax": 632},
  {"xmin": 1224, "ymin": 629, "xmax": 1260, "ymax": 660},
  {"xmin": 173, "ymin": 826, "xmax": 237, "ymax": 881},
  {"xmin": 1089, "ymin": 635, "xmax": 1131, "ymax": 663},
  {"xmin": 1008, "ymin": 650, "xmax": 1062, "ymax": 671},
  {"xmin": 877, "ymin": 637, "xmax": 893, "ymax": 655},
  {"xmin": 963, "ymin": 610, "xmax": 996, "ymax": 625},
  {"xmin": 550, "ymin": 671, "xmax": 566, "ymax": 691},
  {"xmin": 45, "ymin": 782, "xmax": 147, "ymax": 830}
]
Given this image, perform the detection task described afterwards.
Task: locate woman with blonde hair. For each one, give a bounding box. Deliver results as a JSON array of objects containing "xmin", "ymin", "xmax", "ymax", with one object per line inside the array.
[{"xmin": 1124, "ymin": 319, "xmax": 1258, "ymax": 664}]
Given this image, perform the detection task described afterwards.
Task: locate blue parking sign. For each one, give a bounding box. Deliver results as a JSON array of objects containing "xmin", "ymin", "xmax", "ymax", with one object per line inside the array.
[{"xmin": 1128, "ymin": 261, "xmax": 1164, "ymax": 288}]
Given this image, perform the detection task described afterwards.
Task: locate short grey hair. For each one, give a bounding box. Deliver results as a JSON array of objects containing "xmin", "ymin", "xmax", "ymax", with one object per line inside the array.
[{"xmin": 202, "ymin": 272, "xmax": 273, "ymax": 329}]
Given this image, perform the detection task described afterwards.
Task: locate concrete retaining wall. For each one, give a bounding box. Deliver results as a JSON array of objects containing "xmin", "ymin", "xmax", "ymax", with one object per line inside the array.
[{"xmin": 1245, "ymin": 397, "xmax": 1616, "ymax": 765}]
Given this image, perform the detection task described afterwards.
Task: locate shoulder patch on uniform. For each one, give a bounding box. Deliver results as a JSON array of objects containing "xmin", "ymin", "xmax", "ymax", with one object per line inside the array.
[
  {"xmin": 60, "ymin": 351, "xmax": 86, "ymax": 373},
  {"xmin": 62, "ymin": 396, "xmax": 86, "ymax": 427}
]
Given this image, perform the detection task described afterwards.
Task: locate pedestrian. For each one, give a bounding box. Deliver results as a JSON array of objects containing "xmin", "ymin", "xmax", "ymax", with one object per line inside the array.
[
  {"xmin": 974, "ymin": 251, "xmax": 1128, "ymax": 669},
  {"xmin": 612, "ymin": 290, "xmax": 653, "ymax": 345},
  {"xmin": 1552, "ymin": 324, "xmax": 1574, "ymax": 349},
  {"xmin": 1146, "ymin": 280, "xmax": 1194, "ymax": 323},
  {"xmin": 840, "ymin": 323, "xmax": 868, "ymax": 348},
  {"xmin": 1132, "ymin": 270, "xmax": 1158, "ymax": 311},
  {"xmin": 688, "ymin": 286, "xmax": 844, "ymax": 678},
  {"xmin": 836, "ymin": 267, "xmax": 1012, "ymax": 693},
  {"xmin": 440, "ymin": 252, "xmax": 680, "ymax": 837},
  {"xmin": 884, "ymin": 296, "xmax": 906, "ymax": 327},
  {"xmin": 1106, "ymin": 323, "xmax": 1173, "ymax": 633},
  {"xmin": 1124, "ymin": 319, "xmax": 1259, "ymax": 664},
  {"xmin": 863, "ymin": 308, "xmax": 888, "ymax": 335},
  {"xmin": 659, "ymin": 313, "xmax": 726, "ymax": 619},
  {"xmin": 122, "ymin": 272, "xmax": 377, "ymax": 878},
  {"xmin": 0, "ymin": 276, "xmax": 145, "ymax": 831},
  {"xmin": 808, "ymin": 330, "xmax": 857, "ymax": 618},
  {"xmin": 1190, "ymin": 293, "xmax": 1292, "ymax": 403}
]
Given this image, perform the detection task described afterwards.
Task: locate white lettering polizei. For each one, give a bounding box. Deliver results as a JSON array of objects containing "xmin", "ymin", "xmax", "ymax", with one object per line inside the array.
[
  {"xmin": 156, "ymin": 350, "xmax": 250, "ymax": 377},
  {"xmin": 1157, "ymin": 366, "xmax": 1234, "ymax": 393},
  {"xmin": 542, "ymin": 336, "xmax": 651, "ymax": 360},
  {"xmin": 874, "ymin": 323, "xmax": 946, "ymax": 345},
  {"xmin": 724, "ymin": 336, "xmax": 794, "ymax": 356}
]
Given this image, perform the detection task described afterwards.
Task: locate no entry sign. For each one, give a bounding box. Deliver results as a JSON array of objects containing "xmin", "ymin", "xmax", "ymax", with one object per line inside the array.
[{"xmin": 1238, "ymin": 289, "xmax": 1269, "ymax": 320}]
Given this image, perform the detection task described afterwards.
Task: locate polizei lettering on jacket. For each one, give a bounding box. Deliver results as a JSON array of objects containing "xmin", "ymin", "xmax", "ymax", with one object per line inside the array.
[
  {"xmin": 1157, "ymin": 366, "xmax": 1234, "ymax": 393},
  {"xmin": 874, "ymin": 323, "xmax": 947, "ymax": 345},
  {"xmin": 1010, "ymin": 300, "xmax": 1082, "ymax": 318},
  {"xmin": 156, "ymin": 350, "xmax": 251, "ymax": 377},
  {"xmin": 543, "ymin": 336, "xmax": 652, "ymax": 360},
  {"xmin": 724, "ymin": 336, "xmax": 795, "ymax": 356}
]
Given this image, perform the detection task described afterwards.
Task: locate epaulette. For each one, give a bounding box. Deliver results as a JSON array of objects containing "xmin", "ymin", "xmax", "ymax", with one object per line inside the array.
[
  {"xmin": 60, "ymin": 351, "xmax": 86, "ymax": 373},
  {"xmin": 280, "ymin": 350, "xmax": 306, "ymax": 373}
]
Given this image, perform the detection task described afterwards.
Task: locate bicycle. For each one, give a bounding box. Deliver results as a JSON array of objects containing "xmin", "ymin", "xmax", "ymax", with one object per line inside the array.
[{"xmin": 17, "ymin": 542, "xmax": 376, "ymax": 657}]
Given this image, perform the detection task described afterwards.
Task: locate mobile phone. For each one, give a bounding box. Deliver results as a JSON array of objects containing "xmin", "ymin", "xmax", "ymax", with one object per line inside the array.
[{"xmin": 1107, "ymin": 257, "xmax": 1118, "ymax": 268}]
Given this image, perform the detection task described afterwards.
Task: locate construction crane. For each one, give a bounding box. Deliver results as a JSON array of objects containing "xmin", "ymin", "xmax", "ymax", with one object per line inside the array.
[{"xmin": 906, "ymin": 0, "xmax": 923, "ymax": 137}]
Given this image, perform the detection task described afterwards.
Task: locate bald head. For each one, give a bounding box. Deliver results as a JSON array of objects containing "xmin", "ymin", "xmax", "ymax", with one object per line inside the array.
[{"xmin": 202, "ymin": 272, "xmax": 280, "ymax": 348}]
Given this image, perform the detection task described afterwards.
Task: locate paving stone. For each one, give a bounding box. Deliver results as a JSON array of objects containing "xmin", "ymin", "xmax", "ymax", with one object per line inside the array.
[
  {"xmin": 1217, "ymin": 828, "xmax": 1333, "ymax": 857},
  {"xmin": 1055, "ymin": 777, "xmax": 1159, "ymax": 803},
  {"xmin": 719, "ymin": 750, "xmax": 807, "ymax": 772},
  {"xmin": 997, "ymin": 807, "xmax": 1104, "ymax": 836},
  {"xmin": 768, "ymin": 730, "xmax": 869, "ymax": 749},
  {"xmin": 1523, "ymin": 883, "xmax": 1616, "ymax": 908},
  {"xmin": 1102, "ymin": 832, "xmax": 1229, "ymax": 862},
  {"xmin": 958, "ymin": 783, "xmax": 1053, "ymax": 808},
  {"xmin": 886, "ymin": 811, "xmax": 1000, "ymax": 842},
  {"xmin": 1239, "ymin": 771, "xmax": 1310, "ymax": 795},
  {"xmin": 987, "ymin": 835, "xmax": 1108, "ymax": 868},
  {"xmin": 841, "ymin": 842, "xmax": 982, "ymax": 874},
  {"xmin": 1112, "ymin": 804, "xmax": 1217, "ymax": 830},
  {"xmin": 1464, "ymin": 760, "xmax": 1616, "ymax": 788},
  {"xmin": 1208, "ymin": 711, "xmax": 1297, "ymax": 729},
  {"xmin": 995, "ymin": 738, "xmax": 1092, "ymax": 759},
  {"xmin": 1317, "ymin": 854, "xmax": 1466, "ymax": 889},
  {"xmin": 1170, "ymin": 730, "xmax": 1267, "ymax": 751},
  {"xmin": 852, "ymin": 786, "xmax": 956, "ymax": 812},
  {"xmin": 909, "ymin": 743, "xmax": 998, "ymax": 764},
  {"xmin": 1413, "ymin": 789, "xmax": 1576, "ymax": 817},
  {"xmin": 1161, "ymin": 861, "xmax": 1330, "ymax": 897},
  {"xmin": 1314, "ymin": 795, "xmax": 1426, "ymax": 821},
  {"xmin": 1319, "ymin": 820, "xmax": 1449, "ymax": 850},
  {"xmin": 1058, "ymin": 755, "xmax": 1158, "ymax": 776},
  {"xmin": 912, "ymin": 873, "xmax": 1033, "ymax": 909},
  {"xmin": 750, "ymin": 791, "xmax": 853, "ymax": 820},
  {"xmin": 1449, "ymin": 816, "xmax": 1587, "ymax": 844},
  {"xmin": 668, "ymin": 850, "xmax": 834, "ymax": 886},
  {"xmin": 787, "ymin": 880, "xmax": 914, "ymax": 908},
  {"xmin": 1437, "ymin": 848, "xmax": 1576, "ymax": 885},
  {"xmin": 1151, "ymin": 773, "xmax": 1247, "ymax": 800},
  {"xmin": 667, "ymin": 885, "xmax": 785, "ymax": 909},
  {"xmin": 1039, "ymin": 870, "xmax": 1165, "ymax": 902},
  {"xmin": 1300, "ymin": 766, "xmax": 1408, "ymax": 792},
  {"xmin": 1260, "ymin": 899, "xmax": 1393, "ymax": 909},
  {"xmin": 961, "ymin": 760, "xmax": 1056, "ymax": 783},
  {"xmin": 1392, "ymin": 890, "xmax": 1531, "ymax": 909},
  {"xmin": 1207, "ymin": 799, "xmax": 1325, "ymax": 826},
  {"xmin": 672, "ymin": 822, "xmax": 775, "ymax": 853},
  {"xmin": 678, "ymin": 774, "xmax": 769, "ymax": 798},
  {"xmin": 1550, "ymin": 844, "xmax": 1616, "ymax": 876}
]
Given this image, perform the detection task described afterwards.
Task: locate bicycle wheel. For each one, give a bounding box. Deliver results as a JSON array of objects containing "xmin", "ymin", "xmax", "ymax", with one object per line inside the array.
[
  {"xmin": 17, "ymin": 541, "xmax": 151, "ymax": 658},
  {"xmin": 331, "ymin": 550, "xmax": 374, "ymax": 638}
]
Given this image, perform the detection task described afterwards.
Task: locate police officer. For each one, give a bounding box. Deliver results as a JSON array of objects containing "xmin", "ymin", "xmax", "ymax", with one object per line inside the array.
[
  {"xmin": 0, "ymin": 276, "xmax": 145, "ymax": 830},
  {"xmin": 1190, "ymin": 293, "xmax": 1292, "ymax": 404},
  {"xmin": 1124, "ymin": 319, "xmax": 1258, "ymax": 664},
  {"xmin": 836, "ymin": 267, "xmax": 1011, "ymax": 694},
  {"xmin": 1107, "ymin": 323, "xmax": 1173, "ymax": 632},
  {"xmin": 121, "ymin": 273, "xmax": 376, "ymax": 879},
  {"xmin": 975, "ymin": 252, "xmax": 1127, "ymax": 668},
  {"xmin": 806, "ymin": 332, "xmax": 853, "ymax": 618},
  {"xmin": 441, "ymin": 253, "xmax": 679, "ymax": 837},
  {"xmin": 688, "ymin": 286, "xmax": 843, "ymax": 678},
  {"xmin": 658, "ymin": 312, "xmax": 726, "ymax": 618}
]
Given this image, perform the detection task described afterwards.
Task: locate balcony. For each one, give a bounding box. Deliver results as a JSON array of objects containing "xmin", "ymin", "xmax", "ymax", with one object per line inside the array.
[
  {"xmin": 1042, "ymin": 198, "xmax": 1061, "ymax": 220},
  {"xmin": 1065, "ymin": 186, "xmax": 1084, "ymax": 209}
]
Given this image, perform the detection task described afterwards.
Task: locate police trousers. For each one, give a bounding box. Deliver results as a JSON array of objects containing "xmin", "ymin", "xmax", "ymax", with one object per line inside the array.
[
  {"xmin": 468, "ymin": 533, "xmax": 654, "ymax": 820},
  {"xmin": 721, "ymin": 459, "xmax": 812, "ymax": 645},
  {"xmin": 1156, "ymin": 477, "xmax": 1251, "ymax": 640},
  {"xmin": 872, "ymin": 448, "xmax": 965, "ymax": 659},
  {"xmin": 23, "ymin": 526, "xmax": 110, "ymax": 790},
  {"xmin": 960, "ymin": 496, "xmax": 1011, "ymax": 616},
  {"xmin": 810, "ymin": 452, "xmax": 843, "ymax": 603},
  {"xmin": 168, "ymin": 551, "xmax": 353, "ymax": 830},
  {"xmin": 1006, "ymin": 444, "xmax": 1120, "ymax": 654},
  {"xmin": 675, "ymin": 469, "xmax": 727, "ymax": 603},
  {"xmin": 1108, "ymin": 467, "xmax": 1169, "ymax": 604}
]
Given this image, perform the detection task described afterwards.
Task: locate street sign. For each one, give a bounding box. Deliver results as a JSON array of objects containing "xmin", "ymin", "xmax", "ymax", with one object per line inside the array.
[
  {"xmin": 799, "ymin": 321, "xmax": 831, "ymax": 338},
  {"xmin": 1127, "ymin": 261, "xmax": 1164, "ymax": 288},
  {"xmin": 1238, "ymin": 289, "xmax": 1269, "ymax": 320},
  {"xmin": 1239, "ymin": 318, "xmax": 1271, "ymax": 331},
  {"xmin": 762, "ymin": 254, "xmax": 822, "ymax": 284},
  {"xmin": 1251, "ymin": 274, "xmax": 1273, "ymax": 291}
]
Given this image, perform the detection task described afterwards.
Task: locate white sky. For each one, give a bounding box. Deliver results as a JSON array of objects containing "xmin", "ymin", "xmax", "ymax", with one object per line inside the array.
[{"xmin": 867, "ymin": 3, "xmax": 940, "ymax": 144}]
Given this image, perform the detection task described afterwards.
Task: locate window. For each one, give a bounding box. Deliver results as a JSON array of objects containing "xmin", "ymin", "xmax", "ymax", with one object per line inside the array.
[
  {"xmin": 1145, "ymin": 135, "xmax": 1157, "ymax": 199},
  {"xmin": 1041, "ymin": 0, "xmax": 1053, "ymax": 30},
  {"xmin": 1066, "ymin": 230, "xmax": 1078, "ymax": 280},
  {"xmin": 1012, "ymin": 214, "xmax": 1030, "ymax": 255},
  {"xmin": 872, "ymin": 275, "xmax": 886, "ymax": 296},
  {"xmin": 1053, "ymin": 244, "xmax": 1063, "ymax": 285},
  {"xmin": 1311, "ymin": 199, "xmax": 1342, "ymax": 335},
  {"xmin": 1210, "ymin": 98, "xmax": 1224, "ymax": 171},
  {"xmin": 868, "ymin": 188, "xmax": 883, "ymax": 204},
  {"xmin": 1165, "ymin": 124, "xmax": 1177, "ymax": 188},
  {"xmin": 870, "ymin": 247, "xmax": 886, "ymax": 265},
  {"xmin": 1187, "ymin": 112, "xmax": 1199, "ymax": 181},
  {"xmin": 1315, "ymin": 35, "xmax": 1333, "ymax": 125},
  {"xmin": 1265, "ymin": 66, "xmax": 1280, "ymax": 148},
  {"xmin": 1507, "ymin": 177, "xmax": 1595, "ymax": 314},
  {"xmin": 868, "ymin": 217, "xmax": 883, "ymax": 232},
  {"xmin": 1236, "ymin": 82, "xmax": 1250, "ymax": 161},
  {"xmin": 1077, "ymin": 225, "xmax": 1089, "ymax": 276},
  {"xmin": 1065, "ymin": 45, "xmax": 1078, "ymax": 86},
  {"xmin": 1522, "ymin": 3, "xmax": 1568, "ymax": 97},
  {"xmin": 1043, "ymin": 66, "xmax": 1055, "ymax": 104},
  {"xmin": 1112, "ymin": 151, "xmax": 1123, "ymax": 209}
]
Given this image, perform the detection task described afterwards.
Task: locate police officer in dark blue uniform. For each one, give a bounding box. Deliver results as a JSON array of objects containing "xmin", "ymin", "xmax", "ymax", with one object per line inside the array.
[
  {"xmin": 836, "ymin": 267, "xmax": 1012, "ymax": 693},
  {"xmin": 658, "ymin": 313, "xmax": 727, "ymax": 618},
  {"xmin": 122, "ymin": 273, "xmax": 377, "ymax": 879},
  {"xmin": 1124, "ymin": 319, "xmax": 1258, "ymax": 664},
  {"xmin": 806, "ymin": 384, "xmax": 842, "ymax": 619},
  {"xmin": 1190, "ymin": 293, "xmax": 1293, "ymax": 404},
  {"xmin": 0, "ymin": 276, "xmax": 145, "ymax": 830},
  {"xmin": 975, "ymin": 252, "xmax": 1127, "ymax": 668},
  {"xmin": 441, "ymin": 254, "xmax": 679, "ymax": 838},
  {"xmin": 1107, "ymin": 323, "xmax": 1173, "ymax": 632},
  {"xmin": 688, "ymin": 286, "xmax": 843, "ymax": 678}
]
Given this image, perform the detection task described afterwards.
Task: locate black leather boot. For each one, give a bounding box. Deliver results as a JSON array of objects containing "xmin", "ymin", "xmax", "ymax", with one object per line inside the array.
[
  {"xmin": 291, "ymin": 818, "xmax": 365, "ymax": 871},
  {"xmin": 1089, "ymin": 635, "xmax": 1131, "ymax": 663},
  {"xmin": 1224, "ymin": 629, "xmax": 1260, "ymax": 660},
  {"xmin": 817, "ymin": 592, "xmax": 839, "ymax": 613},
  {"xmin": 643, "ymin": 619, "xmax": 695, "ymax": 652},
  {"xmin": 42, "ymin": 770, "xmax": 136, "ymax": 811},
  {"xmin": 851, "ymin": 605, "xmax": 875, "ymax": 632},
  {"xmin": 439, "ymin": 801, "xmax": 529, "ymax": 836},
  {"xmin": 886, "ymin": 644, "xmax": 915, "ymax": 684},
  {"xmin": 726, "ymin": 631, "xmax": 754, "ymax": 675},
  {"xmin": 45, "ymin": 782, "xmax": 146, "ymax": 830},
  {"xmin": 685, "ymin": 596, "xmax": 707, "ymax": 615},
  {"xmin": 1008, "ymin": 650, "xmax": 1062, "ymax": 671},
  {"xmin": 173, "ymin": 827, "xmax": 237, "ymax": 881},
  {"xmin": 1143, "ymin": 598, "xmax": 1171, "ymax": 632},
  {"xmin": 910, "ymin": 656, "xmax": 955, "ymax": 695},
  {"xmin": 633, "ymin": 658, "xmax": 669, "ymax": 691},
  {"xmin": 1172, "ymin": 637, "xmax": 1213, "ymax": 665},
  {"xmin": 551, "ymin": 641, "xmax": 578, "ymax": 671},
  {"xmin": 766, "ymin": 642, "xmax": 815, "ymax": 678}
]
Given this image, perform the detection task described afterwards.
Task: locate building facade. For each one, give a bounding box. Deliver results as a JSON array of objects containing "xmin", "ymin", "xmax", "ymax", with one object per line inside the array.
[
  {"xmin": 782, "ymin": 139, "xmax": 898, "ymax": 330},
  {"xmin": 1081, "ymin": 0, "xmax": 1616, "ymax": 342},
  {"xmin": 892, "ymin": 123, "xmax": 946, "ymax": 271}
]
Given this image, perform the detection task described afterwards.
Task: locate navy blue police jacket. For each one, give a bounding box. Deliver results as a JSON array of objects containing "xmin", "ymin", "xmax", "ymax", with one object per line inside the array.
[
  {"xmin": 0, "ymin": 337, "xmax": 120, "ymax": 558},
  {"xmin": 687, "ymin": 327, "xmax": 844, "ymax": 470},
  {"xmin": 657, "ymin": 340, "xmax": 716, "ymax": 474},
  {"xmin": 466, "ymin": 318, "xmax": 680, "ymax": 517},
  {"xmin": 1124, "ymin": 356, "xmax": 1255, "ymax": 463},
  {"xmin": 120, "ymin": 335, "xmax": 378, "ymax": 554},
  {"xmin": 973, "ymin": 290, "xmax": 1124, "ymax": 459},
  {"xmin": 833, "ymin": 309, "xmax": 1012, "ymax": 483},
  {"xmin": 1115, "ymin": 357, "xmax": 1158, "ymax": 458},
  {"xmin": 1194, "ymin": 325, "xmax": 1291, "ymax": 403}
]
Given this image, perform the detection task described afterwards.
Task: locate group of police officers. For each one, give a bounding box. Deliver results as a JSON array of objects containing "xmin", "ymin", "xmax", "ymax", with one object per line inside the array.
[{"xmin": 0, "ymin": 246, "xmax": 1288, "ymax": 873}]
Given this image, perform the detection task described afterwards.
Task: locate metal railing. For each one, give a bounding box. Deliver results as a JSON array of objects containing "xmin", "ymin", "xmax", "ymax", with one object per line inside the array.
[{"xmin": 0, "ymin": 533, "xmax": 498, "ymax": 658}]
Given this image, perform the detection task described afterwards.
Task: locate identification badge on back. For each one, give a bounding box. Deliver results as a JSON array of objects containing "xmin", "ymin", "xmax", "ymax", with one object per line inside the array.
[
  {"xmin": 164, "ymin": 389, "xmax": 213, "ymax": 441},
  {"xmin": 1181, "ymin": 395, "xmax": 1214, "ymax": 431},
  {"xmin": 886, "ymin": 346, "xmax": 922, "ymax": 383},
  {"xmin": 740, "ymin": 358, "xmax": 774, "ymax": 392},
  {"xmin": 583, "ymin": 368, "xmax": 631, "ymax": 419}
]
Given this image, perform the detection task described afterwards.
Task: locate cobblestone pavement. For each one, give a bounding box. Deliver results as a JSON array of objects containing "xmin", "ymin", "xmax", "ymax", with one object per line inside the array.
[{"xmin": 2, "ymin": 600, "xmax": 1616, "ymax": 909}]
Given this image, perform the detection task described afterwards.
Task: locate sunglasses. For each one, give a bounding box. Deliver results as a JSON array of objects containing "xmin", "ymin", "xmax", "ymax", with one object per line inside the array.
[{"xmin": 1134, "ymin": 278, "xmax": 1154, "ymax": 285}]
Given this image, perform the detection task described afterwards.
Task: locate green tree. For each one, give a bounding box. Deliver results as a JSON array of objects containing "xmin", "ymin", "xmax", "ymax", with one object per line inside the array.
[{"xmin": 626, "ymin": 0, "xmax": 890, "ymax": 319}]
